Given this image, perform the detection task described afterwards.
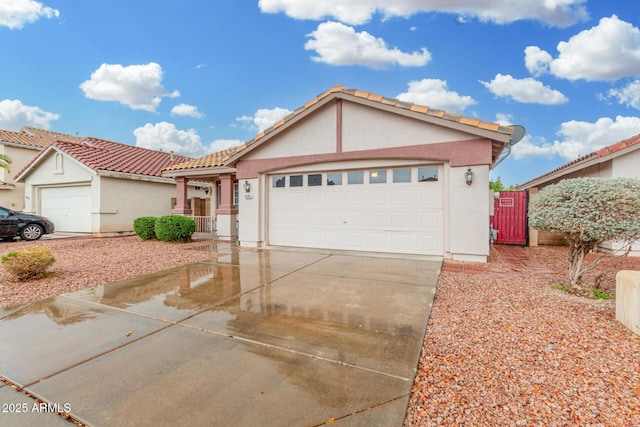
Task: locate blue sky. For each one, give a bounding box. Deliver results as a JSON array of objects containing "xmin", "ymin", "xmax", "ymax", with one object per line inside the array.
[{"xmin": 1, "ymin": 0, "xmax": 639, "ymax": 186}]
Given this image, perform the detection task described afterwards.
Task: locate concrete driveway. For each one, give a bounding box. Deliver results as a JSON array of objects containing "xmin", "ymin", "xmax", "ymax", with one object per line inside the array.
[{"xmin": 0, "ymin": 244, "xmax": 441, "ymax": 426}]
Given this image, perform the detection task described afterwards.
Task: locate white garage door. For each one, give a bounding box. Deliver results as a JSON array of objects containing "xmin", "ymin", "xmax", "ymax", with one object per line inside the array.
[
  {"xmin": 41, "ymin": 186, "xmax": 92, "ymax": 233},
  {"xmin": 268, "ymin": 166, "xmax": 443, "ymax": 255}
]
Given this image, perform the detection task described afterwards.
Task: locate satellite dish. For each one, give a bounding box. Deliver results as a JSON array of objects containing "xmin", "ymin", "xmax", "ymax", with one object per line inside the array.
[
  {"xmin": 510, "ymin": 125, "xmax": 525, "ymax": 146},
  {"xmin": 494, "ymin": 124, "xmax": 526, "ymax": 168}
]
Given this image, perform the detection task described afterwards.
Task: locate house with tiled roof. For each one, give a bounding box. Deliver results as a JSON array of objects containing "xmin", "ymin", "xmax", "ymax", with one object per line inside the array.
[
  {"xmin": 0, "ymin": 127, "xmax": 81, "ymax": 210},
  {"xmin": 163, "ymin": 85, "xmax": 523, "ymax": 262},
  {"xmin": 517, "ymin": 133, "xmax": 640, "ymax": 255},
  {"xmin": 15, "ymin": 137, "xmax": 210, "ymax": 235}
]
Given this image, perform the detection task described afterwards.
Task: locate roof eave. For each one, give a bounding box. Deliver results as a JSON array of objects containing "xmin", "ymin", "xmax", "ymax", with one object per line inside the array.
[
  {"xmin": 0, "ymin": 141, "xmax": 43, "ymax": 151},
  {"xmin": 15, "ymin": 145, "xmax": 97, "ymax": 182},
  {"xmin": 162, "ymin": 166, "xmax": 237, "ymax": 179},
  {"xmin": 517, "ymin": 141, "xmax": 640, "ymax": 190},
  {"xmin": 517, "ymin": 155, "xmax": 602, "ymax": 190},
  {"xmin": 224, "ymin": 91, "xmax": 512, "ymax": 167}
]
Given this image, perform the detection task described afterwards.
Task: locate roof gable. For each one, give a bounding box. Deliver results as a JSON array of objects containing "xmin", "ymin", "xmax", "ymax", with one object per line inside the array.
[
  {"xmin": 16, "ymin": 137, "xmax": 193, "ymax": 181},
  {"xmin": 517, "ymin": 133, "xmax": 640, "ymax": 190},
  {"xmin": 164, "ymin": 84, "xmax": 518, "ymax": 174},
  {"xmin": 226, "ymin": 85, "xmax": 515, "ymax": 165}
]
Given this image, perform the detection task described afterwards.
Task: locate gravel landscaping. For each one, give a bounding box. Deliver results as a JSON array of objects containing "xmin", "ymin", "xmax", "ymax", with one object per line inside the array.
[
  {"xmin": 0, "ymin": 235, "xmax": 217, "ymax": 308},
  {"xmin": 1, "ymin": 237, "xmax": 639, "ymax": 426},
  {"xmin": 406, "ymin": 246, "xmax": 640, "ymax": 427}
]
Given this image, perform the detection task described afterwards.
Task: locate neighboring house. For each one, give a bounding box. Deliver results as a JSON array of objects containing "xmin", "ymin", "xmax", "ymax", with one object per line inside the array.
[
  {"xmin": 517, "ymin": 133, "xmax": 640, "ymax": 255},
  {"xmin": 15, "ymin": 137, "xmax": 209, "ymax": 235},
  {"xmin": 0, "ymin": 127, "xmax": 81, "ymax": 210},
  {"xmin": 164, "ymin": 85, "xmax": 521, "ymax": 262}
]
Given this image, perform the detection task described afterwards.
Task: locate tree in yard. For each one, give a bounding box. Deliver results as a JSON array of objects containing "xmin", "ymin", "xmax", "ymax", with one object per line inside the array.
[
  {"xmin": 528, "ymin": 177, "xmax": 640, "ymax": 293},
  {"xmin": 0, "ymin": 154, "xmax": 11, "ymax": 172},
  {"xmin": 490, "ymin": 176, "xmax": 518, "ymax": 191}
]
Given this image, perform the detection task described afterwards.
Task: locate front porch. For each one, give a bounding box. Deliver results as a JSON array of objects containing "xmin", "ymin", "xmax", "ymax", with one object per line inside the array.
[{"xmin": 168, "ymin": 170, "xmax": 239, "ymax": 241}]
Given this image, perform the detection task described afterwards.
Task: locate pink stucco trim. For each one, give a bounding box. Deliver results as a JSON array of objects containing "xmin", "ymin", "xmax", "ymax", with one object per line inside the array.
[
  {"xmin": 216, "ymin": 174, "xmax": 238, "ymax": 215},
  {"xmin": 336, "ymin": 99, "xmax": 343, "ymax": 153},
  {"xmin": 235, "ymin": 138, "xmax": 491, "ymax": 179},
  {"xmin": 171, "ymin": 177, "xmax": 193, "ymax": 215}
]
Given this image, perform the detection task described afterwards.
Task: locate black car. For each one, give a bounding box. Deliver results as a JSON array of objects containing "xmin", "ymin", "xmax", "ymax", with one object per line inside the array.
[{"xmin": 0, "ymin": 206, "xmax": 55, "ymax": 241}]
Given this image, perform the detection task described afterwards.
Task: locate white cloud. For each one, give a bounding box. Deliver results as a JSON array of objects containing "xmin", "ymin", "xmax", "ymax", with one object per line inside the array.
[
  {"xmin": 0, "ymin": 0, "xmax": 59, "ymax": 29},
  {"xmin": 512, "ymin": 116, "xmax": 640, "ymax": 160},
  {"xmin": 480, "ymin": 74, "xmax": 568, "ymax": 105},
  {"xmin": 237, "ymin": 107, "xmax": 293, "ymax": 133},
  {"xmin": 80, "ymin": 63, "xmax": 180, "ymax": 112},
  {"xmin": 524, "ymin": 46, "xmax": 552, "ymax": 77},
  {"xmin": 171, "ymin": 104, "xmax": 204, "ymax": 118},
  {"xmin": 133, "ymin": 122, "xmax": 206, "ymax": 157},
  {"xmin": 605, "ymin": 80, "xmax": 640, "ymax": 110},
  {"xmin": 396, "ymin": 79, "xmax": 475, "ymax": 113},
  {"xmin": 305, "ymin": 21, "xmax": 430, "ymax": 69},
  {"xmin": 259, "ymin": 0, "xmax": 588, "ymax": 27},
  {"xmin": 495, "ymin": 113, "xmax": 514, "ymax": 126},
  {"xmin": 529, "ymin": 15, "xmax": 640, "ymax": 82},
  {"xmin": 209, "ymin": 139, "xmax": 245, "ymax": 153},
  {"xmin": 0, "ymin": 99, "xmax": 59, "ymax": 131}
]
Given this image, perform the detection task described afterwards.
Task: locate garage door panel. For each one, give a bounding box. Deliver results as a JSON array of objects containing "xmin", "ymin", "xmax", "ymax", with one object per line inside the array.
[
  {"xmin": 346, "ymin": 190, "xmax": 366, "ymax": 204},
  {"xmin": 268, "ymin": 166, "xmax": 444, "ymax": 255},
  {"xmin": 325, "ymin": 191, "xmax": 344, "ymax": 205},
  {"xmin": 391, "ymin": 212, "xmax": 415, "ymax": 228},
  {"xmin": 367, "ymin": 189, "xmax": 390, "ymax": 206},
  {"xmin": 366, "ymin": 232, "xmax": 392, "ymax": 250},
  {"xmin": 368, "ymin": 212, "xmax": 390, "ymax": 227},
  {"xmin": 417, "ymin": 234, "xmax": 443, "ymax": 254},
  {"xmin": 40, "ymin": 186, "xmax": 92, "ymax": 233},
  {"xmin": 390, "ymin": 234, "xmax": 415, "ymax": 252}
]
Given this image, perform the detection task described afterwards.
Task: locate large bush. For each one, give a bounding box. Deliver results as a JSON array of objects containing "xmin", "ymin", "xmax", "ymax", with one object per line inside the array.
[
  {"xmin": 154, "ymin": 215, "xmax": 196, "ymax": 242},
  {"xmin": 529, "ymin": 177, "xmax": 640, "ymax": 292},
  {"xmin": 133, "ymin": 216, "xmax": 158, "ymax": 240},
  {"xmin": 2, "ymin": 247, "xmax": 56, "ymax": 280}
]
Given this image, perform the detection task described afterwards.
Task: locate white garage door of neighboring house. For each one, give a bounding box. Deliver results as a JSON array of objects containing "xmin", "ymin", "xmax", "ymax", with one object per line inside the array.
[
  {"xmin": 40, "ymin": 186, "xmax": 92, "ymax": 233},
  {"xmin": 268, "ymin": 166, "xmax": 444, "ymax": 255}
]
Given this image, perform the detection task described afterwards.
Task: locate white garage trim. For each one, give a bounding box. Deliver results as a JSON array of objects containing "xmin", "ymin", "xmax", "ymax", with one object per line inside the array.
[
  {"xmin": 40, "ymin": 185, "xmax": 92, "ymax": 233},
  {"xmin": 268, "ymin": 165, "xmax": 444, "ymax": 255}
]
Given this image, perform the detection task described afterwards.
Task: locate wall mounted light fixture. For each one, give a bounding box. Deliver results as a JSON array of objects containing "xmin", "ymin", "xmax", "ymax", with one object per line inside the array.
[
  {"xmin": 243, "ymin": 180, "xmax": 251, "ymax": 193},
  {"xmin": 204, "ymin": 187, "xmax": 209, "ymax": 195},
  {"xmin": 465, "ymin": 168, "xmax": 474, "ymax": 186}
]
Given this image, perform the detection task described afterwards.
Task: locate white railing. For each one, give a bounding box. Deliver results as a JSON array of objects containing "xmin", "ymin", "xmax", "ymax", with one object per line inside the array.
[{"xmin": 191, "ymin": 216, "xmax": 215, "ymax": 233}]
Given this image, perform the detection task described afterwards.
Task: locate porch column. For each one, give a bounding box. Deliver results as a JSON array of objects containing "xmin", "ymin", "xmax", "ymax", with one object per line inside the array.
[
  {"xmin": 216, "ymin": 173, "xmax": 237, "ymax": 240},
  {"xmin": 171, "ymin": 177, "xmax": 192, "ymax": 215}
]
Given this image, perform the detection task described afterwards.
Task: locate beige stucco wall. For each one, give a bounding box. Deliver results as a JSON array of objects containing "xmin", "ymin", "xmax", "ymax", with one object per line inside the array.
[
  {"xmin": 613, "ymin": 149, "xmax": 640, "ymax": 178},
  {"xmin": 97, "ymin": 176, "xmax": 203, "ymax": 235},
  {"xmin": 0, "ymin": 144, "xmax": 41, "ymax": 210},
  {"xmin": 342, "ymin": 102, "xmax": 471, "ymax": 151},
  {"xmin": 447, "ymin": 164, "xmax": 490, "ymax": 261},
  {"xmin": 238, "ymin": 177, "xmax": 261, "ymax": 247},
  {"xmin": 22, "ymin": 150, "xmax": 95, "ymax": 216},
  {"xmin": 246, "ymin": 104, "xmax": 336, "ymax": 159}
]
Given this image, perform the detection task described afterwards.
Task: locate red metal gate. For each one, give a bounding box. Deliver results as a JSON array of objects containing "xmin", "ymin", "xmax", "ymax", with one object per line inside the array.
[{"xmin": 490, "ymin": 191, "xmax": 528, "ymax": 245}]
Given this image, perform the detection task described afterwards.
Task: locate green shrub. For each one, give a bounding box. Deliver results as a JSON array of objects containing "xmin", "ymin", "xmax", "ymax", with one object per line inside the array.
[
  {"xmin": 2, "ymin": 247, "xmax": 56, "ymax": 281},
  {"xmin": 133, "ymin": 216, "xmax": 158, "ymax": 240},
  {"xmin": 154, "ymin": 215, "xmax": 196, "ymax": 242}
]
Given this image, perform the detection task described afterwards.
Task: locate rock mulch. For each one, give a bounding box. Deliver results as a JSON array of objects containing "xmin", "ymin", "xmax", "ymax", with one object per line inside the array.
[
  {"xmin": 0, "ymin": 236, "xmax": 217, "ymax": 308},
  {"xmin": 405, "ymin": 245, "xmax": 640, "ymax": 426}
]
